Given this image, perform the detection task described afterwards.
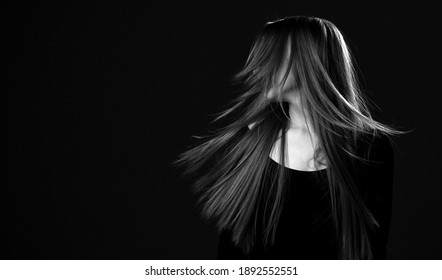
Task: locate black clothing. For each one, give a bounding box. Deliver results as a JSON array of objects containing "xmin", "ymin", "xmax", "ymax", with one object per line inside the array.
[{"xmin": 216, "ymin": 129, "xmax": 395, "ymax": 260}]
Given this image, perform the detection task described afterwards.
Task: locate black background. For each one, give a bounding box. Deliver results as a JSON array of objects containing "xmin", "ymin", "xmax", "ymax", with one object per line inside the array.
[{"xmin": 2, "ymin": 1, "xmax": 441, "ymax": 259}]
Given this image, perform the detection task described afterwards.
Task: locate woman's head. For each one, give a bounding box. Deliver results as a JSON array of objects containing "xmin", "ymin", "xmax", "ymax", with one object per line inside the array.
[
  {"xmin": 236, "ymin": 15, "xmax": 373, "ymax": 135},
  {"xmin": 240, "ymin": 16, "xmax": 347, "ymax": 95}
]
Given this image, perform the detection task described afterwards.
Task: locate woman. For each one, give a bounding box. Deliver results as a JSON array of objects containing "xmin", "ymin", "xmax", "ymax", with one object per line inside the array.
[{"xmin": 172, "ymin": 15, "xmax": 408, "ymax": 260}]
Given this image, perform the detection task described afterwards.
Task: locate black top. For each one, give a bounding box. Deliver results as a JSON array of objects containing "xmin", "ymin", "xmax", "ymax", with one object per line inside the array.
[{"xmin": 216, "ymin": 130, "xmax": 395, "ymax": 260}]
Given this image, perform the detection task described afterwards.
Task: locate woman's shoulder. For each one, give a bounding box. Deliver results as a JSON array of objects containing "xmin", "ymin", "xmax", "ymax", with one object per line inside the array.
[
  {"xmin": 370, "ymin": 133, "xmax": 394, "ymax": 161},
  {"xmin": 355, "ymin": 131, "xmax": 395, "ymax": 176}
]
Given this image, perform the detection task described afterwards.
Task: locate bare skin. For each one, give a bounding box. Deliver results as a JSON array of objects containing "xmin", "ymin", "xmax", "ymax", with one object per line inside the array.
[
  {"xmin": 270, "ymin": 128, "xmax": 327, "ymax": 171},
  {"xmin": 248, "ymin": 122, "xmax": 327, "ymax": 171}
]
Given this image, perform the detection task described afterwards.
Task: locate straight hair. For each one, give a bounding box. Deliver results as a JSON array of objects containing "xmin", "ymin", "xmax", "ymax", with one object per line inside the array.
[{"xmin": 172, "ymin": 15, "xmax": 410, "ymax": 259}]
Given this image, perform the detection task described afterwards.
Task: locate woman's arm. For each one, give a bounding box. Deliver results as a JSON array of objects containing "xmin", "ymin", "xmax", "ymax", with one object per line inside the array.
[{"xmin": 358, "ymin": 133, "xmax": 395, "ymax": 259}]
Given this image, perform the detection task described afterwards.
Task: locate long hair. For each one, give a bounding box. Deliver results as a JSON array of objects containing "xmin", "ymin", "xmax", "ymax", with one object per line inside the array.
[{"xmin": 172, "ymin": 15, "xmax": 409, "ymax": 259}]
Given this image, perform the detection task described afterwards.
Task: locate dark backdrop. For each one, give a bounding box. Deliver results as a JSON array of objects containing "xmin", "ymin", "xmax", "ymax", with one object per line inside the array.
[{"xmin": 2, "ymin": 0, "xmax": 440, "ymax": 259}]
